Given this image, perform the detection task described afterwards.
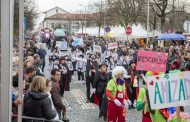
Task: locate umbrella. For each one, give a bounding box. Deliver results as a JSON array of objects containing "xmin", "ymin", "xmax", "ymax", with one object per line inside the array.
[
  {"xmin": 156, "ymin": 33, "xmax": 186, "ymax": 41},
  {"xmin": 54, "ymin": 29, "xmax": 66, "ymax": 37}
]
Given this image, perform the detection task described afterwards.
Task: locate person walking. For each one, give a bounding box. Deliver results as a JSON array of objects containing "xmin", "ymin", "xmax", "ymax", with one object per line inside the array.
[
  {"xmin": 50, "ymin": 68, "xmax": 69, "ymax": 122},
  {"xmin": 106, "ymin": 66, "xmax": 131, "ymax": 122},
  {"xmin": 38, "ymin": 45, "xmax": 47, "ymax": 72},
  {"xmin": 93, "ymin": 62, "xmax": 111, "ymax": 121},
  {"xmin": 76, "ymin": 54, "xmax": 86, "ymax": 82},
  {"xmin": 85, "ymin": 54, "xmax": 99, "ymax": 102}
]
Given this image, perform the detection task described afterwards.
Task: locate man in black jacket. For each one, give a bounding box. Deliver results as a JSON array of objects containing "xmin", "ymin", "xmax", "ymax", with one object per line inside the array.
[
  {"xmin": 58, "ymin": 57, "xmax": 70, "ymax": 96},
  {"xmin": 85, "ymin": 54, "xmax": 99, "ymax": 102},
  {"xmin": 50, "ymin": 68, "xmax": 69, "ymax": 122}
]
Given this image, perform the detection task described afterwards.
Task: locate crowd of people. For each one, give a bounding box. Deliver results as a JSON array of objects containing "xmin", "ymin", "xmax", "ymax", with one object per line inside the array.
[{"xmin": 11, "ymin": 33, "xmax": 190, "ymax": 122}]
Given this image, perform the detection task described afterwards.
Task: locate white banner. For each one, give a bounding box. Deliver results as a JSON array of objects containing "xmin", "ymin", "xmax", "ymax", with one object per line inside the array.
[
  {"xmin": 108, "ymin": 43, "xmax": 118, "ymax": 50},
  {"xmin": 147, "ymin": 71, "xmax": 190, "ymax": 109}
]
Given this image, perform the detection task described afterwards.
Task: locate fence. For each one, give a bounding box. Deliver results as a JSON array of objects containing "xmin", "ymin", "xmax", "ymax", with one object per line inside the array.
[{"xmin": 22, "ymin": 116, "xmax": 63, "ymax": 122}]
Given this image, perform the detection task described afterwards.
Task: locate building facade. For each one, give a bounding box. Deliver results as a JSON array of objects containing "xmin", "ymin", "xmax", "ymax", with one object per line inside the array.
[{"xmin": 42, "ymin": 7, "xmax": 96, "ymax": 33}]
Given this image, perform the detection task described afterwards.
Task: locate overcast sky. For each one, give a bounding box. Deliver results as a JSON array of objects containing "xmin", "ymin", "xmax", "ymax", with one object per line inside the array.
[{"xmin": 35, "ymin": 0, "xmax": 189, "ymax": 28}]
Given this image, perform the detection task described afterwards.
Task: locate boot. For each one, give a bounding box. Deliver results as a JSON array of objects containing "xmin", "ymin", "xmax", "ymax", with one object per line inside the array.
[
  {"xmin": 62, "ymin": 111, "xmax": 69, "ymax": 122},
  {"xmin": 99, "ymin": 112, "xmax": 102, "ymax": 118},
  {"xmin": 62, "ymin": 118, "xmax": 69, "ymax": 122},
  {"xmin": 103, "ymin": 116, "xmax": 107, "ymax": 121}
]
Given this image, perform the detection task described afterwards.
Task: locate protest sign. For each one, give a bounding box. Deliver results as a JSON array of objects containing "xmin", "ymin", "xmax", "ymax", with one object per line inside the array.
[
  {"xmin": 146, "ymin": 71, "xmax": 190, "ymax": 109},
  {"xmin": 136, "ymin": 50, "xmax": 168, "ymax": 72},
  {"xmin": 93, "ymin": 45, "xmax": 101, "ymax": 52},
  {"xmin": 108, "ymin": 43, "xmax": 118, "ymax": 50},
  {"xmin": 56, "ymin": 41, "xmax": 68, "ymax": 51},
  {"xmin": 72, "ymin": 36, "xmax": 84, "ymax": 47}
]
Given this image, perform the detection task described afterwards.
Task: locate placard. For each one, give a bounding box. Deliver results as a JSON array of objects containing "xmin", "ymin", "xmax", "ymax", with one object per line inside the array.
[
  {"xmin": 147, "ymin": 71, "xmax": 190, "ymax": 109},
  {"xmin": 93, "ymin": 45, "xmax": 101, "ymax": 52},
  {"xmin": 56, "ymin": 41, "xmax": 67, "ymax": 51},
  {"xmin": 136, "ymin": 50, "xmax": 168, "ymax": 72},
  {"xmin": 108, "ymin": 43, "xmax": 118, "ymax": 50}
]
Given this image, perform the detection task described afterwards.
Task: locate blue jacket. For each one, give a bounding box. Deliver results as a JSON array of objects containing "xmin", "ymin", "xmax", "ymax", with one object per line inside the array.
[{"xmin": 38, "ymin": 49, "xmax": 46, "ymax": 58}]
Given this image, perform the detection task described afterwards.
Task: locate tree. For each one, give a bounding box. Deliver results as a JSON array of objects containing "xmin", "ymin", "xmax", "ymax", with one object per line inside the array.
[
  {"xmin": 150, "ymin": 0, "xmax": 173, "ymax": 32},
  {"xmin": 90, "ymin": 1, "xmax": 105, "ymax": 37},
  {"xmin": 14, "ymin": 0, "xmax": 39, "ymax": 36},
  {"xmin": 107, "ymin": 0, "xmax": 145, "ymax": 27}
]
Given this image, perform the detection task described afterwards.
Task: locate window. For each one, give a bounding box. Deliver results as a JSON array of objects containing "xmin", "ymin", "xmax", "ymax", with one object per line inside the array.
[{"xmin": 56, "ymin": 9, "xmax": 58, "ymax": 13}]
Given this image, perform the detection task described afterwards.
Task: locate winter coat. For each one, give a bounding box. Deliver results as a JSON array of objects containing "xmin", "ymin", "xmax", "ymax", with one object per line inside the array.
[
  {"xmin": 93, "ymin": 71, "xmax": 111, "ymax": 93},
  {"xmin": 38, "ymin": 49, "xmax": 47, "ymax": 59},
  {"xmin": 23, "ymin": 91, "xmax": 56, "ymax": 121},
  {"xmin": 76, "ymin": 60, "xmax": 86, "ymax": 72},
  {"xmin": 85, "ymin": 60, "xmax": 99, "ymax": 78},
  {"xmin": 50, "ymin": 79, "xmax": 66, "ymax": 114}
]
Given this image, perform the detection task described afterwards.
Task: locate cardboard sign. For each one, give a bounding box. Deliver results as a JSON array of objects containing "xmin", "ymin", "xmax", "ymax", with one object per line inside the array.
[
  {"xmin": 56, "ymin": 41, "xmax": 68, "ymax": 51},
  {"xmin": 136, "ymin": 50, "xmax": 168, "ymax": 72},
  {"xmin": 147, "ymin": 71, "xmax": 190, "ymax": 109},
  {"xmin": 108, "ymin": 43, "xmax": 118, "ymax": 50},
  {"xmin": 93, "ymin": 45, "xmax": 101, "ymax": 52},
  {"xmin": 72, "ymin": 36, "xmax": 83, "ymax": 47}
]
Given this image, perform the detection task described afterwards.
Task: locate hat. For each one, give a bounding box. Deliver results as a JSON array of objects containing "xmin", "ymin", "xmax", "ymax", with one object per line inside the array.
[
  {"xmin": 79, "ymin": 54, "xmax": 84, "ymax": 58},
  {"xmin": 99, "ymin": 61, "xmax": 108, "ymax": 68},
  {"xmin": 59, "ymin": 56, "xmax": 66, "ymax": 61},
  {"xmin": 90, "ymin": 54, "xmax": 96, "ymax": 58},
  {"xmin": 129, "ymin": 60, "xmax": 136, "ymax": 65}
]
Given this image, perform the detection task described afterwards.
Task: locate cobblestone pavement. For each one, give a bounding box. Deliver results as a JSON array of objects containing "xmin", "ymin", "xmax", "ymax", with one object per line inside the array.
[
  {"xmin": 44, "ymin": 50, "xmax": 190, "ymax": 122},
  {"xmin": 63, "ymin": 76, "xmax": 142, "ymax": 122}
]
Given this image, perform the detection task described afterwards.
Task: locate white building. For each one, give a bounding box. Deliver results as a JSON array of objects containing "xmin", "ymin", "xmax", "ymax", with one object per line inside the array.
[
  {"xmin": 43, "ymin": 6, "xmax": 69, "ymax": 18},
  {"xmin": 42, "ymin": 7, "xmax": 96, "ymax": 33}
]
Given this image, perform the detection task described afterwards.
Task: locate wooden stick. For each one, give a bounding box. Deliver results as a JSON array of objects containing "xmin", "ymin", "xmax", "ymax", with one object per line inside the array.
[{"xmin": 176, "ymin": 106, "xmax": 181, "ymax": 122}]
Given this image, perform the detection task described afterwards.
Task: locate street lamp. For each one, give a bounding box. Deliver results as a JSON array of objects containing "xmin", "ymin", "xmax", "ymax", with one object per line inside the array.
[{"xmin": 147, "ymin": 0, "xmax": 150, "ymax": 45}]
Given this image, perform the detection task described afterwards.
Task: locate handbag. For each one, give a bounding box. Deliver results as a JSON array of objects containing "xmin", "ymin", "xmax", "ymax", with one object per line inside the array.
[{"xmin": 90, "ymin": 92, "xmax": 99, "ymax": 106}]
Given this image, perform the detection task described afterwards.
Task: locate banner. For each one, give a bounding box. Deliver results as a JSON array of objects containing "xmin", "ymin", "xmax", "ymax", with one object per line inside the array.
[
  {"xmin": 147, "ymin": 71, "xmax": 190, "ymax": 109},
  {"xmin": 108, "ymin": 43, "xmax": 118, "ymax": 50},
  {"xmin": 93, "ymin": 45, "xmax": 101, "ymax": 52},
  {"xmin": 136, "ymin": 50, "xmax": 168, "ymax": 72}
]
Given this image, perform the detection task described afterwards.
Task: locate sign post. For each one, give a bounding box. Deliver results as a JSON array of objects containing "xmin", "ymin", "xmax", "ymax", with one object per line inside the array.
[{"xmin": 125, "ymin": 26, "xmax": 132, "ymax": 43}]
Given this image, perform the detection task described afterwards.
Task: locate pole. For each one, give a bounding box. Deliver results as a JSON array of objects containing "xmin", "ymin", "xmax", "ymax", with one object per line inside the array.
[
  {"xmin": 146, "ymin": 0, "xmax": 150, "ymax": 46},
  {"xmin": 18, "ymin": 0, "xmax": 24, "ymax": 121},
  {"xmin": 187, "ymin": 22, "xmax": 190, "ymax": 41},
  {"xmin": 84, "ymin": 6, "xmax": 87, "ymax": 37},
  {"xmin": 103, "ymin": 0, "xmax": 106, "ymax": 35},
  {"xmin": 0, "ymin": 0, "xmax": 13, "ymax": 121}
]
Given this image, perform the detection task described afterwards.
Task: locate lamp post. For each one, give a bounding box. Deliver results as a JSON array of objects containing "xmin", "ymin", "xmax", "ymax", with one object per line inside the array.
[
  {"xmin": 103, "ymin": 0, "xmax": 106, "ymax": 35},
  {"xmin": 147, "ymin": 0, "xmax": 150, "ymax": 45}
]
